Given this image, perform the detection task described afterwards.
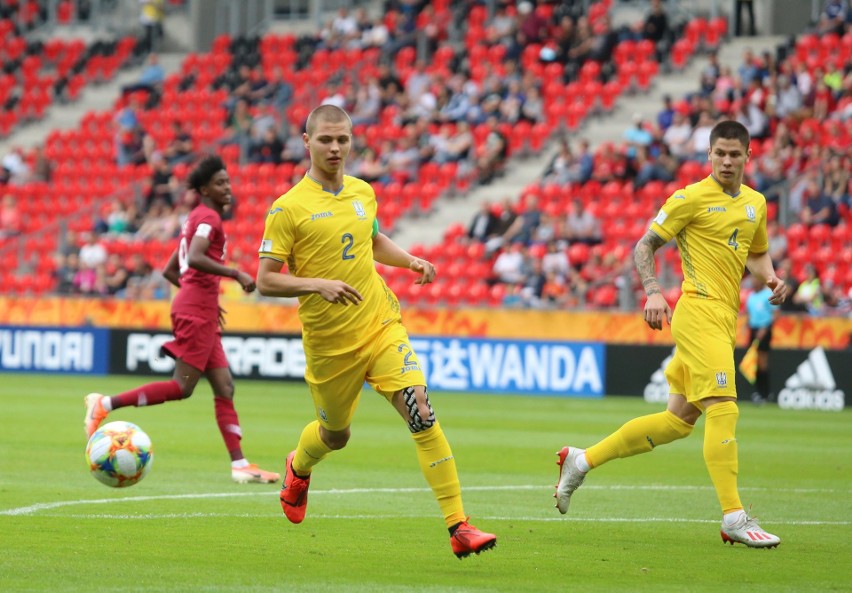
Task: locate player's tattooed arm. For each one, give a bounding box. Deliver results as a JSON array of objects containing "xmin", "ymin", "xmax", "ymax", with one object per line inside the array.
[{"xmin": 634, "ymin": 230, "xmax": 667, "ymax": 296}]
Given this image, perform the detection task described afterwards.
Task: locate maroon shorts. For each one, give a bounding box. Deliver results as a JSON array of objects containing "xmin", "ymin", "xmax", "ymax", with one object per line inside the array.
[{"xmin": 161, "ymin": 313, "xmax": 229, "ymax": 372}]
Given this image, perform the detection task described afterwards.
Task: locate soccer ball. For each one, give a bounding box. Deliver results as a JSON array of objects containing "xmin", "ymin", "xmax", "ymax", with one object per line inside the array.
[{"xmin": 86, "ymin": 421, "xmax": 153, "ymax": 488}]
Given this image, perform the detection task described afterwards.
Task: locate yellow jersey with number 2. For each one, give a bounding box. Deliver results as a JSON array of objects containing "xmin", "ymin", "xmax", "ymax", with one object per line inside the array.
[
  {"xmin": 258, "ymin": 174, "xmax": 401, "ymax": 355},
  {"xmin": 650, "ymin": 175, "xmax": 769, "ymax": 315}
]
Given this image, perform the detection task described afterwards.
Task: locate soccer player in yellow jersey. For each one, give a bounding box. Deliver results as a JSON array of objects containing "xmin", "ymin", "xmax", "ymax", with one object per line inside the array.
[
  {"xmin": 255, "ymin": 105, "xmax": 496, "ymax": 558},
  {"xmin": 554, "ymin": 120, "xmax": 791, "ymax": 548}
]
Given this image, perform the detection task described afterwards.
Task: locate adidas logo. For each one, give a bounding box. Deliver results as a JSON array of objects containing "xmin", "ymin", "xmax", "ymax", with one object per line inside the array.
[
  {"xmin": 778, "ymin": 347, "xmax": 845, "ymax": 412},
  {"xmin": 643, "ymin": 347, "xmax": 676, "ymax": 404}
]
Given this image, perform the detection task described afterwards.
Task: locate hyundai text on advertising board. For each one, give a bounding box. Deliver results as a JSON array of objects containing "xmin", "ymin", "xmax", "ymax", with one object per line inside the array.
[
  {"xmin": 411, "ymin": 337, "xmax": 605, "ymax": 397},
  {"xmin": 0, "ymin": 326, "xmax": 110, "ymax": 374}
]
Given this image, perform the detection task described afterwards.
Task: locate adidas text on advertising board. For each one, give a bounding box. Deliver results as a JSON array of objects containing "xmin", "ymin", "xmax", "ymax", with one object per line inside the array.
[{"xmin": 778, "ymin": 347, "xmax": 845, "ymax": 412}]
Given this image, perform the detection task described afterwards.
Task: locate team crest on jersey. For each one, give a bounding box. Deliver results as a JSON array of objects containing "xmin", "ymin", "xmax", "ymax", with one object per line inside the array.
[
  {"xmin": 352, "ymin": 200, "xmax": 367, "ymax": 220},
  {"xmin": 715, "ymin": 371, "xmax": 728, "ymax": 388},
  {"xmin": 745, "ymin": 205, "xmax": 756, "ymax": 222}
]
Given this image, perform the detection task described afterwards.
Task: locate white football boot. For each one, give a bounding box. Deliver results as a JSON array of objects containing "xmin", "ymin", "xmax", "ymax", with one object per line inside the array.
[
  {"xmin": 554, "ymin": 446, "xmax": 587, "ymax": 514},
  {"xmin": 721, "ymin": 511, "xmax": 781, "ymax": 548}
]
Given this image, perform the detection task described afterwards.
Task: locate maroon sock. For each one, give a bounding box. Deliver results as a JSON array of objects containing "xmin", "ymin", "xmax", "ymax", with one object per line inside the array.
[
  {"xmin": 109, "ymin": 380, "xmax": 183, "ymax": 410},
  {"xmin": 214, "ymin": 396, "xmax": 244, "ymax": 461}
]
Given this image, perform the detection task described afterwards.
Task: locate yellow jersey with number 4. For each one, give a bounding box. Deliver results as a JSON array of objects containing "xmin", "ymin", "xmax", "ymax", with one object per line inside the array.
[
  {"xmin": 650, "ymin": 175, "xmax": 768, "ymax": 314},
  {"xmin": 258, "ymin": 175, "xmax": 401, "ymax": 354}
]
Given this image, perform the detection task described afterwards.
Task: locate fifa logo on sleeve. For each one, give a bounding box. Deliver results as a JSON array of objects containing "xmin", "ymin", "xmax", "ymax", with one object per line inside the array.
[
  {"xmin": 745, "ymin": 205, "xmax": 756, "ymax": 222},
  {"xmin": 715, "ymin": 371, "xmax": 728, "ymax": 388}
]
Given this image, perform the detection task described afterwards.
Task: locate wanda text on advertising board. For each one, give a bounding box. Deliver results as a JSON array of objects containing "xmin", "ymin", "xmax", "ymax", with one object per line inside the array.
[{"xmin": 0, "ymin": 326, "xmax": 605, "ymax": 399}]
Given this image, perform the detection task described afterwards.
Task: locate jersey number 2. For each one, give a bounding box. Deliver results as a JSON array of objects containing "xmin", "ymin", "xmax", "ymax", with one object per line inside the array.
[{"xmin": 341, "ymin": 233, "xmax": 355, "ymax": 260}]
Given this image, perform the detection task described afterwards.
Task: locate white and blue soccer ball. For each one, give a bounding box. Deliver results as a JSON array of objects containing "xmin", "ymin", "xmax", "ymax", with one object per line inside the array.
[{"xmin": 86, "ymin": 421, "xmax": 153, "ymax": 488}]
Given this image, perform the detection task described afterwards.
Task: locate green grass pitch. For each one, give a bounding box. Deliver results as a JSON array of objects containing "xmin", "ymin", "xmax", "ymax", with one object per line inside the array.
[{"xmin": 1, "ymin": 373, "xmax": 850, "ymax": 592}]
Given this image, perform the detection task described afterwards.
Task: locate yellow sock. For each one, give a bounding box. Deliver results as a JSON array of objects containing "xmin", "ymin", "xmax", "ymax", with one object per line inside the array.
[
  {"xmin": 585, "ymin": 411, "xmax": 693, "ymax": 468},
  {"xmin": 703, "ymin": 401, "xmax": 743, "ymax": 514},
  {"xmin": 411, "ymin": 422, "xmax": 465, "ymax": 528},
  {"xmin": 292, "ymin": 421, "xmax": 333, "ymax": 475}
]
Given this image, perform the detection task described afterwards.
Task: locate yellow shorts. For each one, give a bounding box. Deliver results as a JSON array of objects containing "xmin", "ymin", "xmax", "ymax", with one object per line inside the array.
[
  {"xmin": 303, "ymin": 321, "xmax": 427, "ymax": 431},
  {"xmin": 665, "ymin": 297, "xmax": 738, "ymax": 403}
]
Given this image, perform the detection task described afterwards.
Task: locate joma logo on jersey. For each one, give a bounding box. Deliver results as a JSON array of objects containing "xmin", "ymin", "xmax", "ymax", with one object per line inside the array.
[
  {"xmin": 707, "ymin": 206, "xmax": 727, "ymax": 213},
  {"xmin": 352, "ymin": 200, "xmax": 366, "ymax": 219},
  {"xmin": 715, "ymin": 372, "xmax": 728, "ymax": 388},
  {"xmin": 745, "ymin": 205, "xmax": 756, "ymax": 222},
  {"xmin": 310, "ymin": 211, "xmax": 333, "ymax": 221}
]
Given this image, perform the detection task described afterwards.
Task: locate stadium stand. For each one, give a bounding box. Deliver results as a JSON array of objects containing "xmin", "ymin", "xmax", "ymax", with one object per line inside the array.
[{"xmin": 0, "ymin": 1, "xmax": 849, "ymax": 317}]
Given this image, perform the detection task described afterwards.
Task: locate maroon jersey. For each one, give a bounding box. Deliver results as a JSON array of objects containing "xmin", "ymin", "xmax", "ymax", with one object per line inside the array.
[{"xmin": 171, "ymin": 202, "xmax": 226, "ymax": 316}]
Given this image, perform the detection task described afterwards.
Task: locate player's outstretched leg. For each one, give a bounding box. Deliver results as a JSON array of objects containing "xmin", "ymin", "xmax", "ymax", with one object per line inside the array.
[
  {"xmin": 449, "ymin": 519, "xmax": 497, "ymax": 559},
  {"xmin": 280, "ymin": 450, "xmax": 311, "ymax": 523},
  {"xmin": 720, "ymin": 510, "xmax": 781, "ymax": 548},
  {"xmin": 554, "ymin": 446, "xmax": 587, "ymax": 514},
  {"xmin": 83, "ymin": 393, "xmax": 109, "ymax": 438}
]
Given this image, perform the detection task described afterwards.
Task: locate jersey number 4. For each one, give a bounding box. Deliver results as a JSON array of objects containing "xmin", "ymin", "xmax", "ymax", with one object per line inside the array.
[{"xmin": 727, "ymin": 228, "xmax": 739, "ymax": 251}]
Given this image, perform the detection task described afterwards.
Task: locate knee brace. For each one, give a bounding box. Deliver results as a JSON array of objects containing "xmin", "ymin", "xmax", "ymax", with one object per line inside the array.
[{"xmin": 402, "ymin": 386, "xmax": 435, "ymax": 433}]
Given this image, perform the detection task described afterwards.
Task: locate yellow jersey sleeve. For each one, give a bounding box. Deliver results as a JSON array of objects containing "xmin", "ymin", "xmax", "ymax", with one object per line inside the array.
[{"xmin": 650, "ymin": 188, "xmax": 694, "ymax": 242}]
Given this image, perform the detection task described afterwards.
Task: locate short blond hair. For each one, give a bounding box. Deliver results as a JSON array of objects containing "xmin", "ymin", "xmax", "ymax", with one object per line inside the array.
[{"xmin": 305, "ymin": 105, "xmax": 352, "ymax": 135}]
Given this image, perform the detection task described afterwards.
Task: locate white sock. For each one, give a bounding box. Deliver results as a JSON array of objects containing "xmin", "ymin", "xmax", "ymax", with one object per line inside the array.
[
  {"xmin": 101, "ymin": 396, "xmax": 112, "ymax": 411},
  {"xmin": 575, "ymin": 452, "xmax": 591, "ymax": 473},
  {"xmin": 723, "ymin": 510, "xmax": 746, "ymax": 525},
  {"xmin": 231, "ymin": 458, "xmax": 249, "ymax": 469}
]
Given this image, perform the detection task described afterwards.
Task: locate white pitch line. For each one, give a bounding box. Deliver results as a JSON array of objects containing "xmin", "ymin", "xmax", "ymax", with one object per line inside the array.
[
  {"xmin": 2, "ymin": 483, "xmax": 849, "ymax": 517},
  {"xmin": 20, "ymin": 513, "xmax": 852, "ymax": 526}
]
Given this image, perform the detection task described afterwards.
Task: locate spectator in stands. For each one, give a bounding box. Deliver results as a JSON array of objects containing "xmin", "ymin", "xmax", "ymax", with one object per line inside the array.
[
  {"xmin": 518, "ymin": 1, "xmax": 548, "ymax": 45},
  {"xmin": 520, "ymin": 257, "xmax": 547, "ymax": 307},
  {"xmin": 792, "ymin": 263, "xmax": 824, "ymax": 314},
  {"xmin": 772, "ymin": 74, "xmax": 803, "ymax": 119},
  {"xmin": 121, "ymin": 52, "xmax": 165, "ymax": 99},
  {"xmin": 476, "ymin": 116, "xmax": 508, "ymax": 185},
  {"xmin": 766, "ymin": 220, "xmax": 788, "ymax": 266},
  {"xmin": 800, "ymin": 183, "xmax": 839, "ymax": 227},
  {"xmin": 541, "ymin": 238, "xmax": 571, "ymax": 278},
  {"xmin": 643, "ymin": 0, "xmax": 670, "ymax": 60},
  {"xmin": 657, "ymin": 95, "xmax": 676, "ymax": 131},
  {"xmin": 163, "ymin": 120, "xmax": 194, "ymax": 165},
  {"xmin": 2, "ymin": 148, "xmax": 29, "ymax": 185},
  {"xmin": 136, "ymin": 198, "xmax": 180, "ymax": 242},
  {"xmin": 264, "ymin": 66, "xmax": 294, "ymax": 111},
  {"xmin": 54, "ymin": 252, "xmax": 80, "ymax": 295},
  {"xmin": 104, "ymin": 253, "xmax": 131, "ymax": 295},
  {"xmin": 467, "ymin": 200, "xmax": 500, "ymax": 244},
  {"xmin": 276, "ymin": 123, "xmax": 305, "ymax": 168},
  {"xmin": 633, "ymin": 145, "xmax": 674, "ymax": 189},
  {"xmin": 563, "ymin": 198, "xmax": 601, "ymax": 245},
  {"xmin": 623, "ymin": 114, "xmax": 654, "ymax": 159},
  {"xmin": 492, "ymin": 241, "xmax": 528, "ymax": 286},
  {"xmin": 385, "ymin": 136, "xmax": 420, "ymax": 184},
  {"xmin": 101, "ymin": 200, "xmax": 135, "ymax": 235},
  {"xmin": 734, "ymin": 0, "xmax": 757, "ymax": 36},
  {"xmin": 435, "ymin": 120, "xmax": 474, "ymax": 164},
  {"xmin": 0, "ymin": 193, "xmax": 22, "ymax": 238},
  {"xmin": 349, "ymin": 147, "xmax": 387, "ymax": 183},
  {"xmin": 504, "ymin": 195, "xmax": 542, "ymax": 246},
  {"xmin": 822, "ymin": 155, "xmax": 850, "ymax": 211},
  {"xmin": 78, "ymin": 231, "xmax": 107, "ymax": 270},
  {"xmin": 819, "ymin": 0, "xmax": 849, "ymax": 36},
  {"xmin": 520, "ymin": 84, "xmax": 545, "ymax": 124},
  {"xmin": 249, "ymin": 126, "xmax": 284, "ymax": 165},
  {"xmin": 27, "ymin": 146, "xmax": 52, "ymax": 183},
  {"xmin": 146, "ymin": 152, "xmax": 177, "ymax": 211},
  {"xmin": 221, "ymin": 98, "xmax": 253, "ymax": 159},
  {"xmin": 686, "ymin": 111, "xmax": 715, "ymax": 161},
  {"xmin": 139, "ymin": 0, "xmax": 165, "ymax": 54}
]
